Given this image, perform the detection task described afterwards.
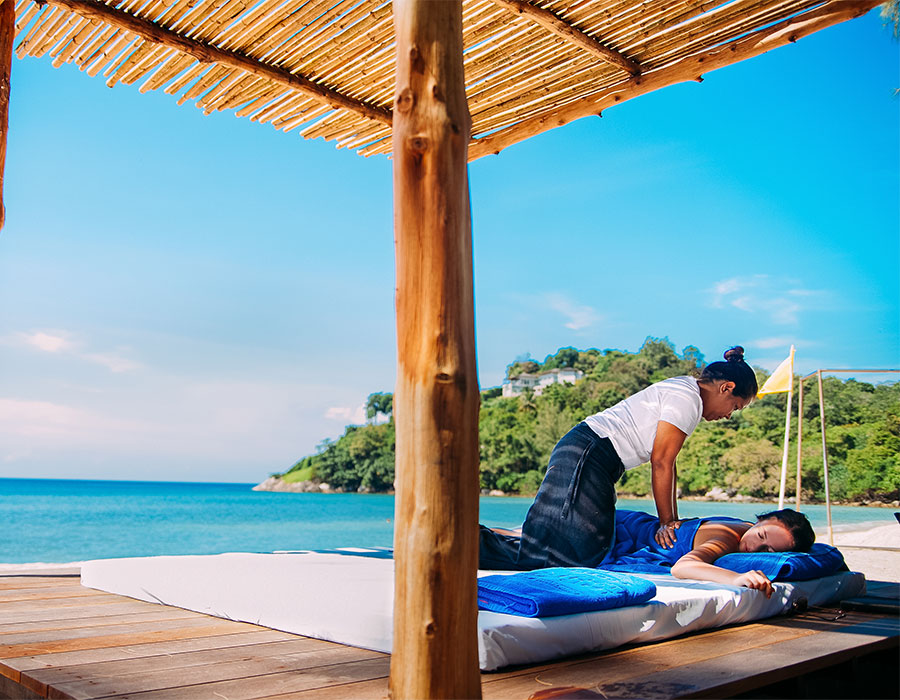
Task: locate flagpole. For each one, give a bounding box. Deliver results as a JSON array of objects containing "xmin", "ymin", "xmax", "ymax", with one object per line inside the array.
[
  {"xmin": 776, "ymin": 346, "xmax": 794, "ymax": 510},
  {"xmin": 817, "ymin": 369, "xmax": 834, "ymax": 545},
  {"xmin": 795, "ymin": 377, "xmax": 803, "ymax": 509},
  {"xmin": 777, "ymin": 385, "xmax": 793, "ymax": 510}
]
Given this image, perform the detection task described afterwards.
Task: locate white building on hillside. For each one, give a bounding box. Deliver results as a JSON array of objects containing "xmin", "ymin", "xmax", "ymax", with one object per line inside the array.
[{"xmin": 502, "ymin": 367, "xmax": 584, "ymax": 398}]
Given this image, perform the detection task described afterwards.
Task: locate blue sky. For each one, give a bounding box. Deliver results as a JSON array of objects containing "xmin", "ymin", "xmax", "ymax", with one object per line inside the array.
[{"xmin": 1, "ymin": 9, "xmax": 897, "ymax": 483}]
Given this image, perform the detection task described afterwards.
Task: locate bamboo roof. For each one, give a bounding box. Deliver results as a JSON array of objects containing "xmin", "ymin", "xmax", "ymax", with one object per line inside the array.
[{"xmin": 12, "ymin": 0, "xmax": 879, "ymax": 158}]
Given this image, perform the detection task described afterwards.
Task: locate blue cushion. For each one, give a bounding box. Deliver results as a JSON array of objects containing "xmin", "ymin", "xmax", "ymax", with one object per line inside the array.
[
  {"xmin": 715, "ymin": 543, "xmax": 847, "ymax": 581},
  {"xmin": 477, "ymin": 567, "xmax": 656, "ymax": 617}
]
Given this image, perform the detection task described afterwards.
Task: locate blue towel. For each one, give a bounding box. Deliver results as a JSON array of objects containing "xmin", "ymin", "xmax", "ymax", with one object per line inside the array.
[
  {"xmin": 600, "ymin": 510, "xmax": 847, "ymax": 582},
  {"xmin": 599, "ymin": 510, "xmax": 745, "ymax": 573},
  {"xmin": 477, "ymin": 567, "xmax": 656, "ymax": 617},
  {"xmin": 715, "ymin": 543, "xmax": 847, "ymax": 581}
]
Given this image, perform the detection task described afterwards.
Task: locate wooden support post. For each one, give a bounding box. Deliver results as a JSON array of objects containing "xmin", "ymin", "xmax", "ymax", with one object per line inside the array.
[
  {"xmin": 390, "ymin": 0, "xmax": 480, "ymax": 698},
  {"xmin": 0, "ymin": 0, "xmax": 14, "ymax": 232}
]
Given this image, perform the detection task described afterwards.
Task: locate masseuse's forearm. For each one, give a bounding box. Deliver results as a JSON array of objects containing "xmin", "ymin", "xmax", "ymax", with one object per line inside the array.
[
  {"xmin": 671, "ymin": 463, "xmax": 678, "ymax": 521},
  {"xmin": 651, "ymin": 459, "xmax": 676, "ymax": 524}
]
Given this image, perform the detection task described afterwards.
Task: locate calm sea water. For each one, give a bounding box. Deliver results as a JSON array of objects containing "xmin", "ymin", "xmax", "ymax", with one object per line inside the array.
[{"xmin": 1, "ymin": 478, "xmax": 895, "ymax": 564}]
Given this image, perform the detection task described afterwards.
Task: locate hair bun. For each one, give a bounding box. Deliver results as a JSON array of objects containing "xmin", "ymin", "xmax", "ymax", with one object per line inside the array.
[{"xmin": 724, "ymin": 346, "xmax": 745, "ymax": 363}]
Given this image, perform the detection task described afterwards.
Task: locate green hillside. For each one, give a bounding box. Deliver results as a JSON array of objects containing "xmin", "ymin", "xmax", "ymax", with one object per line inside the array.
[{"xmin": 276, "ymin": 338, "xmax": 899, "ymax": 503}]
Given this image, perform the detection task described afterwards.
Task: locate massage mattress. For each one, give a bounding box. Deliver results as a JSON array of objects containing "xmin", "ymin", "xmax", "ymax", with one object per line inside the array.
[{"xmin": 81, "ymin": 550, "xmax": 865, "ymax": 671}]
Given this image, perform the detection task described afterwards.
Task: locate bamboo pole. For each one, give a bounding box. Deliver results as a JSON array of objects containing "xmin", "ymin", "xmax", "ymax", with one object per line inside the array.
[
  {"xmin": 777, "ymin": 382, "xmax": 793, "ymax": 510},
  {"xmin": 37, "ymin": 0, "xmax": 392, "ymax": 124},
  {"xmin": 799, "ymin": 368, "xmax": 898, "ymax": 532},
  {"xmin": 0, "ymin": 0, "xmax": 13, "ymax": 232},
  {"xmin": 796, "ymin": 376, "xmax": 803, "ymax": 509},
  {"xmin": 390, "ymin": 0, "xmax": 480, "ymax": 697},
  {"xmin": 816, "ymin": 370, "xmax": 833, "ymax": 545},
  {"xmin": 487, "ymin": 0, "xmax": 641, "ymax": 75},
  {"xmin": 468, "ymin": 0, "xmax": 880, "ymax": 160}
]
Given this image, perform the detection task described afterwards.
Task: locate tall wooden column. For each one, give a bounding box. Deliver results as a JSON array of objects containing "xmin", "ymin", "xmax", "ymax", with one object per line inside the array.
[
  {"xmin": 0, "ymin": 0, "xmax": 14, "ymax": 232},
  {"xmin": 390, "ymin": 0, "xmax": 481, "ymax": 698}
]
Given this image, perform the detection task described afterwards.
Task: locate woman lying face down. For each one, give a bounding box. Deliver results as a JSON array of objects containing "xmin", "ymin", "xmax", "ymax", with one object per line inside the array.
[{"xmin": 672, "ymin": 509, "xmax": 816, "ymax": 598}]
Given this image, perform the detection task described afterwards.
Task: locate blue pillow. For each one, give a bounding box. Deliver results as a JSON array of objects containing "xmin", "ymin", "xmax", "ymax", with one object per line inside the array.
[
  {"xmin": 477, "ymin": 567, "xmax": 656, "ymax": 617},
  {"xmin": 715, "ymin": 543, "xmax": 847, "ymax": 582}
]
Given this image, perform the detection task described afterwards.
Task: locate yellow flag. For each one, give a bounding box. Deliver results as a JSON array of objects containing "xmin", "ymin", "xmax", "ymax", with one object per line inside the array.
[{"xmin": 758, "ymin": 345, "xmax": 795, "ymax": 396}]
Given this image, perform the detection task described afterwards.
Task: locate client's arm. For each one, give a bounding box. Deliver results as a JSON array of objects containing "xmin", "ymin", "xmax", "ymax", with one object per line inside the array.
[{"xmin": 670, "ymin": 522, "xmax": 774, "ymax": 598}]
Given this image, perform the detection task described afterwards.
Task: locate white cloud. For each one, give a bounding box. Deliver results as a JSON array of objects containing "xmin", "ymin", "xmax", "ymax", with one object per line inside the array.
[
  {"xmin": 753, "ymin": 337, "xmax": 793, "ymax": 349},
  {"xmin": 708, "ymin": 276, "xmax": 824, "ymax": 326},
  {"xmin": 543, "ymin": 292, "xmax": 601, "ymax": 331},
  {"xmin": 4, "ymin": 330, "xmax": 143, "ymax": 373},
  {"xmin": 325, "ymin": 404, "xmax": 367, "ymax": 424},
  {"xmin": 711, "ymin": 278, "xmax": 742, "ymax": 306},
  {"xmin": 770, "ymin": 301, "xmax": 802, "ymax": 325},
  {"xmin": 0, "ymin": 376, "xmax": 371, "ymax": 475},
  {"xmin": 83, "ymin": 352, "xmax": 143, "ymax": 374},
  {"xmin": 0, "ymin": 398, "xmax": 152, "ymax": 444},
  {"xmin": 18, "ymin": 331, "xmax": 75, "ymax": 353},
  {"xmin": 731, "ymin": 295, "xmax": 755, "ymax": 312}
]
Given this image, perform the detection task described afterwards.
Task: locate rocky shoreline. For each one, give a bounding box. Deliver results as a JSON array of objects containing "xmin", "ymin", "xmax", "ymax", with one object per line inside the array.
[{"xmin": 252, "ymin": 476, "xmax": 899, "ymax": 507}]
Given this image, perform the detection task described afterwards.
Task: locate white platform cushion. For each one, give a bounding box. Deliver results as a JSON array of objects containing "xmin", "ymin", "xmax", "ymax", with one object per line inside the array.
[{"xmin": 81, "ymin": 551, "xmax": 865, "ymax": 671}]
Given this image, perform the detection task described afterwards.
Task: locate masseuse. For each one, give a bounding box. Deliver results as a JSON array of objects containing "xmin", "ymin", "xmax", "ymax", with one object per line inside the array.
[{"xmin": 479, "ymin": 346, "xmax": 758, "ymax": 571}]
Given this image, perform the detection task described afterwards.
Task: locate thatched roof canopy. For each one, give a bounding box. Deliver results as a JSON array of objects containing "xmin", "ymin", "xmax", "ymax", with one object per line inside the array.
[{"xmin": 13, "ymin": 0, "xmax": 879, "ymax": 159}]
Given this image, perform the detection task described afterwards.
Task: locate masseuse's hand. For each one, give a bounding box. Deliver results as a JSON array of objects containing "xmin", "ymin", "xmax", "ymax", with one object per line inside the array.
[
  {"xmin": 733, "ymin": 570, "xmax": 774, "ymax": 598},
  {"xmin": 655, "ymin": 520, "xmax": 682, "ymax": 549}
]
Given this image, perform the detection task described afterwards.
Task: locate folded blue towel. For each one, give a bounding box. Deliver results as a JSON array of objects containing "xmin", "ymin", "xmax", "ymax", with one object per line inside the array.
[
  {"xmin": 477, "ymin": 567, "xmax": 656, "ymax": 617},
  {"xmin": 715, "ymin": 543, "xmax": 847, "ymax": 581}
]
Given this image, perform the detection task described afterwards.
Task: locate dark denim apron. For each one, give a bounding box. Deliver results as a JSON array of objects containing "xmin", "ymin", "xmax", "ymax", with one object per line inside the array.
[{"xmin": 479, "ymin": 422, "xmax": 625, "ymax": 570}]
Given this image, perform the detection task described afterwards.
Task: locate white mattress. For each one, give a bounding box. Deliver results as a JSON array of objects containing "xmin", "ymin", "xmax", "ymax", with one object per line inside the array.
[{"xmin": 81, "ymin": 551, "xmax": 865, "ymax": 671}]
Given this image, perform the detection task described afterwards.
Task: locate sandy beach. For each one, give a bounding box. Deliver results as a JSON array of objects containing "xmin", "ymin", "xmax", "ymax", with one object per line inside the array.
[
  {"xmin": 826, "ymin": 522, "xmax": 900, "ymax": 583},
  {"xmin": 2, "ymin": 521, "xmax": 898, "ymax": 582}
]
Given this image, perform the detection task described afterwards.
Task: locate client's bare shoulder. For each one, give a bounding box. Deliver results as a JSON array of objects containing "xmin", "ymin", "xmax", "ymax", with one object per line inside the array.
[{"xmin": 692, "ymin": 520, "xmax": 752, "ymax": 551}]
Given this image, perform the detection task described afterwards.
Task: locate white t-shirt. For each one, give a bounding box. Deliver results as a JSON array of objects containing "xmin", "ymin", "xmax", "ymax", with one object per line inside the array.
[{"xmin": 583, "ymin": 376, "xmax": 702, "ymax": 470}]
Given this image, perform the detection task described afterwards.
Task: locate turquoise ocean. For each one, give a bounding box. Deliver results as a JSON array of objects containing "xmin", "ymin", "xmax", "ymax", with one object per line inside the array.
[{"xmin": 2, "ymin": 478, "xmax": 896, "ymax": 565}]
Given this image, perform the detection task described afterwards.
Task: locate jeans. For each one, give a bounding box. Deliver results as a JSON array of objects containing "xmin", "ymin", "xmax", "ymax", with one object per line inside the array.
[{"xmin": 479, "ymin": 422, "xmax": 625, "ymax": 570}]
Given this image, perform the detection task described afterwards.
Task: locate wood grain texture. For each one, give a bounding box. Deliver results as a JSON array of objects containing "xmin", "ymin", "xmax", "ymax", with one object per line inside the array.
[
  {"xmin": 0, "ymin": 0, "xmax": 13, "ymax": 232},
  {"xmin": 390, "ymin": 0, "xmax": 480, "ymax": 697},
  {"xmin": 5, "ymin": 630, "xmax": 294, "ymax": 675},
  {"xmin": 23, "ymin": 638, "xmax": 343, "ymax": 688},
  {"xmin": 0, "ymin": 621, "xmax": 258, "ymax": 660},
  {"xmin": 35, "ymin": 645, "xmax": 385, "ymax": 699},
  {"xmin": 91, "ymin": 656, "xmax": 391, "ymax": 700}
]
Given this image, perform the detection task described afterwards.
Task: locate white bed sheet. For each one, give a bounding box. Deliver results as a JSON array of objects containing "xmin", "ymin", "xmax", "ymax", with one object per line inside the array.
[{"xmin": 81, "ymin": 551, "xmax": 865, "ymax": 671}]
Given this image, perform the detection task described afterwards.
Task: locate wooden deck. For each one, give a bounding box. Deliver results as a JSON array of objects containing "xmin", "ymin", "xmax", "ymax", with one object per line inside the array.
[{"xmin": 1, "ymin": 575, "xmax": 896, "ymax": 700}]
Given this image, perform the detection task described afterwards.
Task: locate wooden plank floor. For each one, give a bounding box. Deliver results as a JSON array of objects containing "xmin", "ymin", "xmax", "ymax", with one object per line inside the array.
[{"xmin": 0, "ymin": 576, "xmax": 896, "ymax": 700}]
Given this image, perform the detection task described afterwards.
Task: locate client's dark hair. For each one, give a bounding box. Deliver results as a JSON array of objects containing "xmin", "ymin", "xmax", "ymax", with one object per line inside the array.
[
  {"xmin": 699, "ymin": 346, "xmax": 758, "ymax": 399},
  {"xmin": 756, "ymin": 508, "xmax": 815, "ymax": 552}
]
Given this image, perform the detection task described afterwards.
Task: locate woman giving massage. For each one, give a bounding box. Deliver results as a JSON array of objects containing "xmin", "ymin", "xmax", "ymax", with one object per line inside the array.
[{"xmin": 479, "ymin": 346, "xmax": 816, "ymax": 594}]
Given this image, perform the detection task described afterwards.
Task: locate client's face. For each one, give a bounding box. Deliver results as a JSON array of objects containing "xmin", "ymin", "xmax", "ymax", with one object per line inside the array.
[{"xmin": 738, "ymin": 520, "xmax": 794, "ymax": 553}]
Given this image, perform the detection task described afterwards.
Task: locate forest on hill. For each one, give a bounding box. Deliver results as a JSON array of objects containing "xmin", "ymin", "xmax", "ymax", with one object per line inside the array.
[{"xmin": 275, "ymin": 339, "xmax": 900, "ymax": 503}]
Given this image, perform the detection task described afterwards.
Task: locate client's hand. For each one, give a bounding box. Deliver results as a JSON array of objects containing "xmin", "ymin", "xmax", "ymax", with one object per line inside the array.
[
  {"xmin": 654, "ymin": 520, "xmax": 682, "ymax": 549},
  {"xmin": 733, "ymin": 570, "xmax": 774, "ymax": 598}
]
